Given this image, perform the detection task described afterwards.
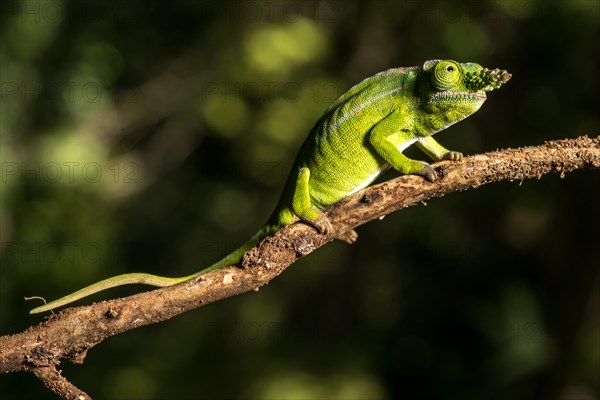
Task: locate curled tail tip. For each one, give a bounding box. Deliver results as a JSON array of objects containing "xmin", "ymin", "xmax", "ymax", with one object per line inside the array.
[
  {"xmin": 25, "ymin": 295, "xmax": 53, "ymax": 314},
  {"xmin": 28, "ymin": 296, "xmax": 67, "ymax": 314}
]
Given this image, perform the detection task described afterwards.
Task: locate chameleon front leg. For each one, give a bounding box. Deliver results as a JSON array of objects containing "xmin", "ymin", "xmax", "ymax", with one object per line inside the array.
[
  {"xmin": 416, "ymin": 136, "xmax": 463, "ymax": 161},
  {"xmin": 368, "ymin": 112, "xmax": 438, "ymax": 181}
]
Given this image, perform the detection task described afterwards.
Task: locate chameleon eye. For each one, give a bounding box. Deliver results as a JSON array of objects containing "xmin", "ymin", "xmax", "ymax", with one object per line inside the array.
[{"xmin": 432, "ymin": 61, "xmax": 460, "ymax": 90}]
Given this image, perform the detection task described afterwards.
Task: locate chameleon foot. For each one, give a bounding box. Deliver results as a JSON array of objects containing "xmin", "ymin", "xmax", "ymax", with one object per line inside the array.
[
  {"xmin": 441, "ymin": 151, "xmax": 463, "ymax": 161},
  {"xmin": 415, "ymin": 164, "xmax": 438, "ymax": 181},
  {"xmin": 336, "ymin": 229, "xmax": 358, "ymax": 244}
]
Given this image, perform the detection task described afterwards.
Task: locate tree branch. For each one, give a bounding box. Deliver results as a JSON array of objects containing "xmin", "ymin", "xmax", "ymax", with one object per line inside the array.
[{"xmin": 1, "ymin": 135, "xmax": 598, "ymax": 399}]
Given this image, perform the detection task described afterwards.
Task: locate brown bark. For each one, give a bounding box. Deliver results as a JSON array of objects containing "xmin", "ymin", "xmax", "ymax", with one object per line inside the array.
[{"xmin": 1, "ymin": 135, "xmax": 598, "ymax": 399}]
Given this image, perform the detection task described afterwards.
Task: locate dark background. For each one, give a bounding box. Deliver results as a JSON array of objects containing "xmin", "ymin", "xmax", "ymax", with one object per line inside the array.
[{"xmin": 1, "ymin": 1, "xmax": 598, "ymax": 399}]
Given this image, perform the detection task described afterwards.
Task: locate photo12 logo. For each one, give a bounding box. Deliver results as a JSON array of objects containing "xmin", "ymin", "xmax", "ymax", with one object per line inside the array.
[
  {"xmin": 213, "ymin": 1, "xmax": 347, "ymax": 24},
  {"xmin": 2, "ymin": 241, "xmax": 109, "ymax": 265},
  {"xmin": 12, "ymin": 1, "xmax": 147, "ymax": 23},
  {"xmin": 199, "ymin": 321, "xmax": 281, "ymax": 343},
  {"xmin": 14, "ymin": 0, "xmax": 64, "ymax": 23},
  {"xmin": 199, "ymin": 81, "xmax": 341, "ymax": 104},
  {"xmin": 1, "ymin": 81, "xmax": 140, "ymax": 105},
  {"xmin": 1, "ymin": 161, "xmax": 140, "ymax": 185}
]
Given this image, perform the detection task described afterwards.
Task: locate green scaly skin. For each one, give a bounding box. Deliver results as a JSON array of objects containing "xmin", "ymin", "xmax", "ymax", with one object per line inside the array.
[{"xmin": 30, "ymin": 60, "xmax": 511, "ymax": 314}]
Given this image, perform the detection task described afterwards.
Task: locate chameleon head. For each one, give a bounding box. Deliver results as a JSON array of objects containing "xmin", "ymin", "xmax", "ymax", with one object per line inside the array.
[{"xmin": 421, "ymin": 59, "xmax": 511, "ymax": 116}]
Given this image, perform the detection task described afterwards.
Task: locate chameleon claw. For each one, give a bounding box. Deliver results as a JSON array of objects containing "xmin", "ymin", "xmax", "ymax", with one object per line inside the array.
[
  {"xmin": 310, "ymin": 212, "xmax": 333, "ymax": 235},
  {"xmin": 416, "ymin": 164, "xmax": 438, "ymax": 181},
  {"xmin": 442, "ymin": 151, "xmax": 463, "ymax": 161}
]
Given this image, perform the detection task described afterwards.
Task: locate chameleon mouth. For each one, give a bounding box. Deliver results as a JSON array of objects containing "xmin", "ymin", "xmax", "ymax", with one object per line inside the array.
[{"xmin": 433, "ymin": 91, "xmax": 487, "ymax": 100}]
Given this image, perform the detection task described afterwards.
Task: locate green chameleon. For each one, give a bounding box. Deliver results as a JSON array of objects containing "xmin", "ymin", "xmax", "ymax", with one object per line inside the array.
[{"xmin": 30, "ymin": 59, "xmax": 511, "ymax": 314}]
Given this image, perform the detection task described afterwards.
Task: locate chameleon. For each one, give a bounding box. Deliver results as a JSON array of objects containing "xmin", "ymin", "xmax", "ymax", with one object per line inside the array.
[{"xmin": 29, "ymin": 59, "xmax": 511, "ymax": 314}]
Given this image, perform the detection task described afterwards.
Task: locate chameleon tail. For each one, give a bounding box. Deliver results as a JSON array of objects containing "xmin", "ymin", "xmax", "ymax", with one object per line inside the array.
[
  {"xmin": 29, "ymin": 224, "xmax": 278, "ymax": 314},
  {"xmin": 28, "ymin": 273, "xmax": 183, "ymax": 314}
]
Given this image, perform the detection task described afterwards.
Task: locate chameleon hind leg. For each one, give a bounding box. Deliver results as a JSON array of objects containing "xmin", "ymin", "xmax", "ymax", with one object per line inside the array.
[
  {"xmin": 291, "ymin": 167, "xmax": 358, "ymax": 242},
  {"xmin": 292, "ymin": 167, "xmax": 333, "ymax": 234},
  {"xmin": 292, "ymin": 167, "xmax": 358, "ymax": 243}
]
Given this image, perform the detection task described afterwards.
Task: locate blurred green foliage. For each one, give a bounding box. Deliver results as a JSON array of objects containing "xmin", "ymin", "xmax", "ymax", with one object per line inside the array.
[{"xmin": 1, "ymin": 0, "xmax": 598, "ymax": 399}]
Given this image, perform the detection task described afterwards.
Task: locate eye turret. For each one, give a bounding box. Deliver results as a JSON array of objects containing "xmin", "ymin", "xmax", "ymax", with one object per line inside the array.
[{"xmin": 431, "ymin": 61, "xmax": 461, "ymax": 91}]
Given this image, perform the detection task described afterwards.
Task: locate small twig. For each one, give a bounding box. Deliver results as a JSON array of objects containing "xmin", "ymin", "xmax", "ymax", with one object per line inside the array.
[{"xmin": 32, "ymin": 365, "xmax": 92, "ymax": 400}]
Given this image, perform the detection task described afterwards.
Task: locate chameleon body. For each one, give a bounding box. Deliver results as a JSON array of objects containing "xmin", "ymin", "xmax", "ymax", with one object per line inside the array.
[{"xmin": 30, "ymin": 59, "xmax": 510, "ymax": 314}]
